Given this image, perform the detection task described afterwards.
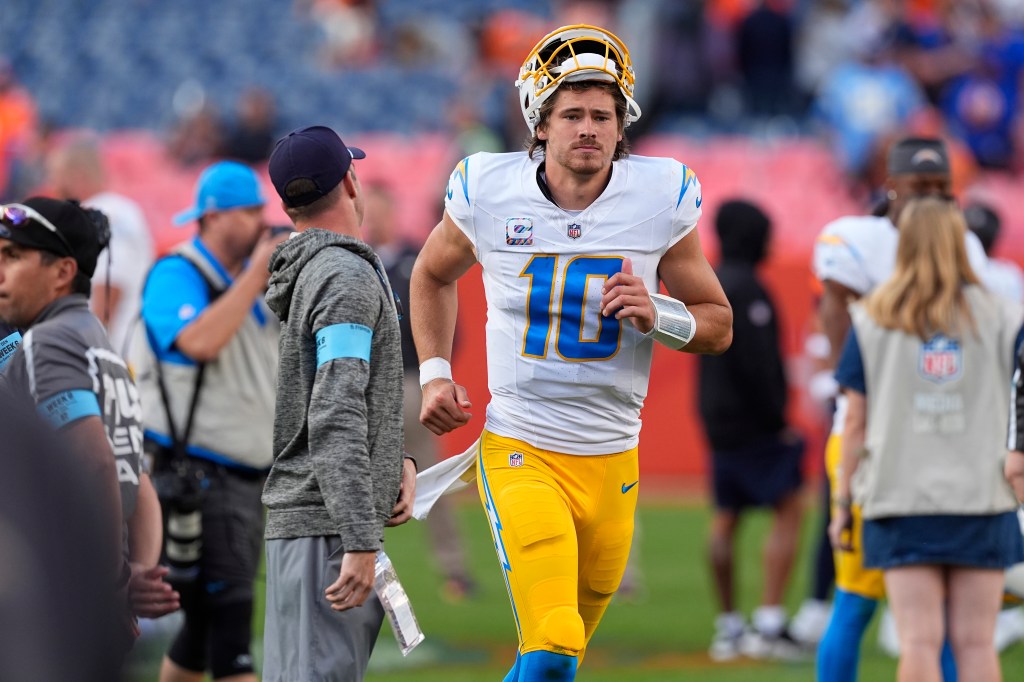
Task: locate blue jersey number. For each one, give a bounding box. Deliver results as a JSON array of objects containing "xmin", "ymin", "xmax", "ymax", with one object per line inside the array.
[{"xmin": 521, "ymin": 255, "xmax": 623, "ymax": 361}]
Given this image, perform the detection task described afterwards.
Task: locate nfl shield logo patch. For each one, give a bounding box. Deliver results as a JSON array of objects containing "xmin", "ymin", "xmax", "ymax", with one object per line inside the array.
[
  {"xmin": 567, "ymin": 222, "xmax": 582, "ymax": 240},
  {"xmin": 509, "ymin": 452, "xmax": 524, "ymax": 467},
  {"xmin": 919, "ymin": 335, "xmax": 962, "ymax": 384},
  {"xmin": 506, "ymin": 218, "xmax": 534, "ymax": 246}
]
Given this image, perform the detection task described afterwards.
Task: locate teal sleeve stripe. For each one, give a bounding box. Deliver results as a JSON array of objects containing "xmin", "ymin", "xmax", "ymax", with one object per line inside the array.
[
  {"xmin": 316, "ymin": 323, "xmax": 372, "ymax": 366},
  {"xmin": 0, "ymin": 330, "xmax": 23, "ymax": 370},
  {"xmin": 38, "ymin": 389, "xmax": 101, "ymax": 428}
]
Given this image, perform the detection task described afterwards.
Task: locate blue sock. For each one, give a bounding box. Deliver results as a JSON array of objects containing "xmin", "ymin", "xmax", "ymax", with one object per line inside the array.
[
  {"xmin": 816, "ymin": 589, "xmax": 878, "ymax": 682},
  {"xmin": 507, "ymin": 650, "xmax": 577, "ymax": 682},
  {"xmin": 940, "ymin": 637, "xmax": 957, "ymax": 682}
]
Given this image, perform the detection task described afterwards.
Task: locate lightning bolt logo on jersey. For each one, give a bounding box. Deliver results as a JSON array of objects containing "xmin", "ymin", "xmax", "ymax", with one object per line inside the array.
[{"xmin": 444, "ymin": 151, "xmax": 702, "ymax": 455}]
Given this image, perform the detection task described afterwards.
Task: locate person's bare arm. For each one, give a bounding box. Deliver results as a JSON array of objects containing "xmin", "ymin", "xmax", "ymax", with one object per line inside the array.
[
  {"xmin": 386, "ymin": 457, "xmax": 417, "ymax": 527},
  {"xmin": 127, "ymin": 473, "xmax": 180, "ymax": 617},
  {"xmin": 600, "ymin": 228, "xmax": 732, "ymax": 355},
  {"xmin": 174, "ymin": 232, "xmax": 286, "ymax": 362},
  {"xmin": 128, "ymin": 473, "xmax": 162, "ymax": 567},
  {"xmin": 657, "ymin": 229, "xmax": 732, "ymax": 354},
  {"xmin": 829, "ymin": 389, "xmax": 866, "ymax": 551},
  {"xmin": 1007, "ymin": 451, "xmax": 1024, "ymax": 503},
  {"xmin": 410, "ymin": 211, "xmax": 478, "ymax": 435},
  {"xmin": 819, "ymin": 279, "xmax": 859, "ymax": 369}
]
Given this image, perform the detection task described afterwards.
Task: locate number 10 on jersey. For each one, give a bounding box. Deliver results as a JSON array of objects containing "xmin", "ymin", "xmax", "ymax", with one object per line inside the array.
[{"xmin": 520, "ymin": 255, "xmax": 623, "ymax": 361}]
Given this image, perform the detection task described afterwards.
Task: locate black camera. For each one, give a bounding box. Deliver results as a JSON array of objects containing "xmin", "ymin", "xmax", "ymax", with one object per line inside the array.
[{"xmin": 147, "ymin": 441, "xmax": 207, "ymax": 584}]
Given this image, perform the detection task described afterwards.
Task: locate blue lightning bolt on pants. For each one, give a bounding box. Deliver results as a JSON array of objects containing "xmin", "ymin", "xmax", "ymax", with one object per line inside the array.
[{"xmin": 477, "ymin": 430, "xmax": 639, "ymax": 681}]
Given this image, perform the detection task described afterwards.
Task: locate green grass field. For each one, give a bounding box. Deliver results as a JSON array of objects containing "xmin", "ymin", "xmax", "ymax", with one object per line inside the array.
[{"xmin": 126, "ymin": 491, "xmax": 1024, "ymax": 681}]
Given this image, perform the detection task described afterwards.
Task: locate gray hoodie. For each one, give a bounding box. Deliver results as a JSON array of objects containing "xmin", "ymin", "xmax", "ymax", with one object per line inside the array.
[{"xmin": 262, "ymin": 228, "xmax": 404, "ymax": 551}]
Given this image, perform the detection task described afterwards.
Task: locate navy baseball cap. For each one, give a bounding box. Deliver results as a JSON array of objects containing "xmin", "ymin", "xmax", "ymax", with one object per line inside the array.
[
  {"xmin": 173, "ymin": 161, "xmax": 266, "ymax": 225},
  {"xmin": 269, "ymin": 126, "xmax": 366, "ymax": 208}
]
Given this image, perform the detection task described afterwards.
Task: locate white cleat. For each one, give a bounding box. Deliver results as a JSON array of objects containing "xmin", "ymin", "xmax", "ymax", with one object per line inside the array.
[
  {"xmin": 790, "ymin": 599, "xmax": 832, "ymax": 646},
  {"xmin": 995, "ymin": 607, "xmax": 1024, "ymax": 653},
  {"xmin": 877, "ymin": 606, "xmax": 900, "ymax": 658}
]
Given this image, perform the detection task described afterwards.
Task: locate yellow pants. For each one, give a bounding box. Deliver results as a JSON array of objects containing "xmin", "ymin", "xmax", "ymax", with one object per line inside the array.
[
  {"xmin": 825, "ymin": 433, "xmax": 886, "ymax": 599},
  {"xmin": 476, "ymin": 430, "xmax": 639, "ymax": 661}
]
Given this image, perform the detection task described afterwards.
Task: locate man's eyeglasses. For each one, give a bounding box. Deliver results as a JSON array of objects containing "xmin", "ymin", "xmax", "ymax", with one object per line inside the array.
[{"xmin": 0, "ymin": 203, "xmax": 74, "ymax": 255}]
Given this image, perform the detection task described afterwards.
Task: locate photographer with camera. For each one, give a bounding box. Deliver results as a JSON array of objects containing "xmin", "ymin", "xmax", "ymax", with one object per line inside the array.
[
  {"xmin": 132, "ymin": 161, "xmax": 286, "ymax": 682},
  {"xmin": 0, "ymin": 197, "xmax": 173, "ymax": 677}
]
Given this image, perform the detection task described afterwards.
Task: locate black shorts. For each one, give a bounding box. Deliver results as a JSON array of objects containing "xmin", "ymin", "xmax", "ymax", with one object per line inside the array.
[
  {"xmin": 155, "ymin": 455, "xmax": 265, "ymax": 602},
  {"xmin": 195, "ymin": 461, "xmax": 265, "ymax": 601},
  {"xmin": 710, "ymin": 434, "xmax": 804, "ymax": 512}
]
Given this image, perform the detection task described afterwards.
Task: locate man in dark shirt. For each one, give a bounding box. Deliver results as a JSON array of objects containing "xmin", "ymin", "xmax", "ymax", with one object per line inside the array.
[
  {"xmin": 0, "ymin": 197, "xmax": 177, "ymax": 676},
  {"xmin": 698, "ymin": 199, "xmax": 805, "ymax": 661}
]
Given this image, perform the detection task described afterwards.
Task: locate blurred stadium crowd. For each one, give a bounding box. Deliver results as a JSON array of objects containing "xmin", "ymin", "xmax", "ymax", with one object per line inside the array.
[{"xmin": 3, "ymin": 0, "xmax": 1024, "ymax": 235}]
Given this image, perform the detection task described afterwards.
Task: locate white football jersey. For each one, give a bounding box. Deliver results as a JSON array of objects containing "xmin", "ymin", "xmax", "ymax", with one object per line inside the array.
[
  {"xmin": 444, "ymin": 151, "xmax": 702, "ymax": 455},
  {"xmin": 813, "ymin": 213, "xmax": 989, "ymax": 434},
  {"xmin": 86, "ymin": 191, "xmax": 154, "ymax": 354},
  {"xmin": 813, "ymin": 214, "xmax": 988, "ymax": 296},
  {"xmin": 979, "ymin": 258, "xmax": 1024, "ymax": 304}
]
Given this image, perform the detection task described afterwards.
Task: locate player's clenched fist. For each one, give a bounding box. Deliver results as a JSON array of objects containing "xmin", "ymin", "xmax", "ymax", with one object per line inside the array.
[{"xmin": 420, "ymin": 379, "xmax": 472, "ymax": 435}]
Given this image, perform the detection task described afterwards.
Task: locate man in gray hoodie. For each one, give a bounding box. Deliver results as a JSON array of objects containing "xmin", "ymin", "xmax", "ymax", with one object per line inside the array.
[{"xmin": 261, "ymin": 125, "xmax": 416, "ymax": 682}]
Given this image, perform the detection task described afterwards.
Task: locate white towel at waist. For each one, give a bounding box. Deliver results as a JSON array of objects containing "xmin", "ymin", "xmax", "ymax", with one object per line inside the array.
[{"xmin": 412, "ymin": 437, "xmax": 480, "ymax": 520}]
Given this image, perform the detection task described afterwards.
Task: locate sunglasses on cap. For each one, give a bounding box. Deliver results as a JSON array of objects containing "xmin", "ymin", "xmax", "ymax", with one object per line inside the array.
[{"xmin": 0, "ymin": 203, "xmax": 75, "ymax": 255}]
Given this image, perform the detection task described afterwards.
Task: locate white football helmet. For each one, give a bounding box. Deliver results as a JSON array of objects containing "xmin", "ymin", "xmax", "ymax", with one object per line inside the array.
[{"xmin": 515, "ymin": 24, "xmax": 641, "ymax": 134}]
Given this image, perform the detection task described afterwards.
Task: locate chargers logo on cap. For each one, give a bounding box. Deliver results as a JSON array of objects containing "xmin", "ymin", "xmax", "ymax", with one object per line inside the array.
[
  {"xmin": 506, "ymin": 218, "xmax": 534, "ymax": 246},
  {"xmin": 919, "ymin": 335, "xmax": 962, "ymax": 384},
  {"xmin": 911, "ymin": 148, "xmax": 944, "ymax": 169}
]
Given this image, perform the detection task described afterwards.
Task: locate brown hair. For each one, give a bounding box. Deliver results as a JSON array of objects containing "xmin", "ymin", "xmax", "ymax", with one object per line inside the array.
[
  {"xmin": 282, "ymin": 178, "xmax": 343, "ymax": 222},
  {"xmin": 865, "ymin": 197, "xmax": 980, "ymax": 340},
  {"xmin": 526, "ymin": 80, "xmax": 631, "ymax": 161}
]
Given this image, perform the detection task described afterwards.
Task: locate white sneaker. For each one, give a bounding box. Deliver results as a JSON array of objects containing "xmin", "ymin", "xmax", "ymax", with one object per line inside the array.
[
  {"xmin": 877, "ymin": 606, "xmax": 900, "ymax": 657},
  {"xmin": 790, "ymin": 599, "xmax": 832, "ymax": 646},
  {"xmin": 709, "ymin": 615, "xmax": 745, "ymax": 662},
  {"xmin": 739, "ymin": 626, "xmax": 809, "ymax": 661},
  {"xmin": 995, "ymin": 607, "xmax": 1024, "ymax": 653}
]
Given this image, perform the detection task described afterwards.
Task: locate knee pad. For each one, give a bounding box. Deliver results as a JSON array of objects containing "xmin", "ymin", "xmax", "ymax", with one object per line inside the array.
[
  {"xmin": 208, "ymin": 599, "xmax": 255, "ymax": 678},
  {"xmin": 539, "ymin": 606, "xmax": 585, "ymax": 656}
]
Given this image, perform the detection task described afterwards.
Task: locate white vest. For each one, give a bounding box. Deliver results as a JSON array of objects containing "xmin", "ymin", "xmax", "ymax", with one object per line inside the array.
[{"xmin": 850, "ymin": 287, "xmax": 1022, "ymax": 518}]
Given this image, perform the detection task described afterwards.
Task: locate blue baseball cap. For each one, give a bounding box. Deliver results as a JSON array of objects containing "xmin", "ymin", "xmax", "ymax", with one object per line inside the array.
[
  {"xmin": 173, "ymin": 161, "xmax": 266, "ymax": 225},
  {"xmin": 269, "ymin": 126, "xmax": 366, "ymax": 208}
]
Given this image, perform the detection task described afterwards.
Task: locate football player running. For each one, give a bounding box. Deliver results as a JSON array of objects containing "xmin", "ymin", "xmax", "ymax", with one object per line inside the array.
[{"xmin": 410, "ymin": 24, "xmax": 732, "ymax": 682}]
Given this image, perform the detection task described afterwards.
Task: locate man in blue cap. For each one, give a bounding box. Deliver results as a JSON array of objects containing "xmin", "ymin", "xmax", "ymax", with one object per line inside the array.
[{"xmin": 131, "ymin": 160, "xmax": 288, "ymax": 682}]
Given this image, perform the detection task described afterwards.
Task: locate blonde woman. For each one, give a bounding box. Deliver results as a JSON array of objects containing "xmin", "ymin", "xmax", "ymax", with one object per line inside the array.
[{"xmin": 829, "ymin": 197, "xmax": 1024, "ymax": 682}]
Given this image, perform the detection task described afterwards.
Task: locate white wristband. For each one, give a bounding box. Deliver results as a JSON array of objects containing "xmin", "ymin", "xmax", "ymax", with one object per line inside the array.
[
  {"xmin": 645, "ymin": 293, "xmax": 696, "ymax": 350},
  {"xmin": 419, "ymin": 357, "xmax": 453, "ymax": 388}
]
